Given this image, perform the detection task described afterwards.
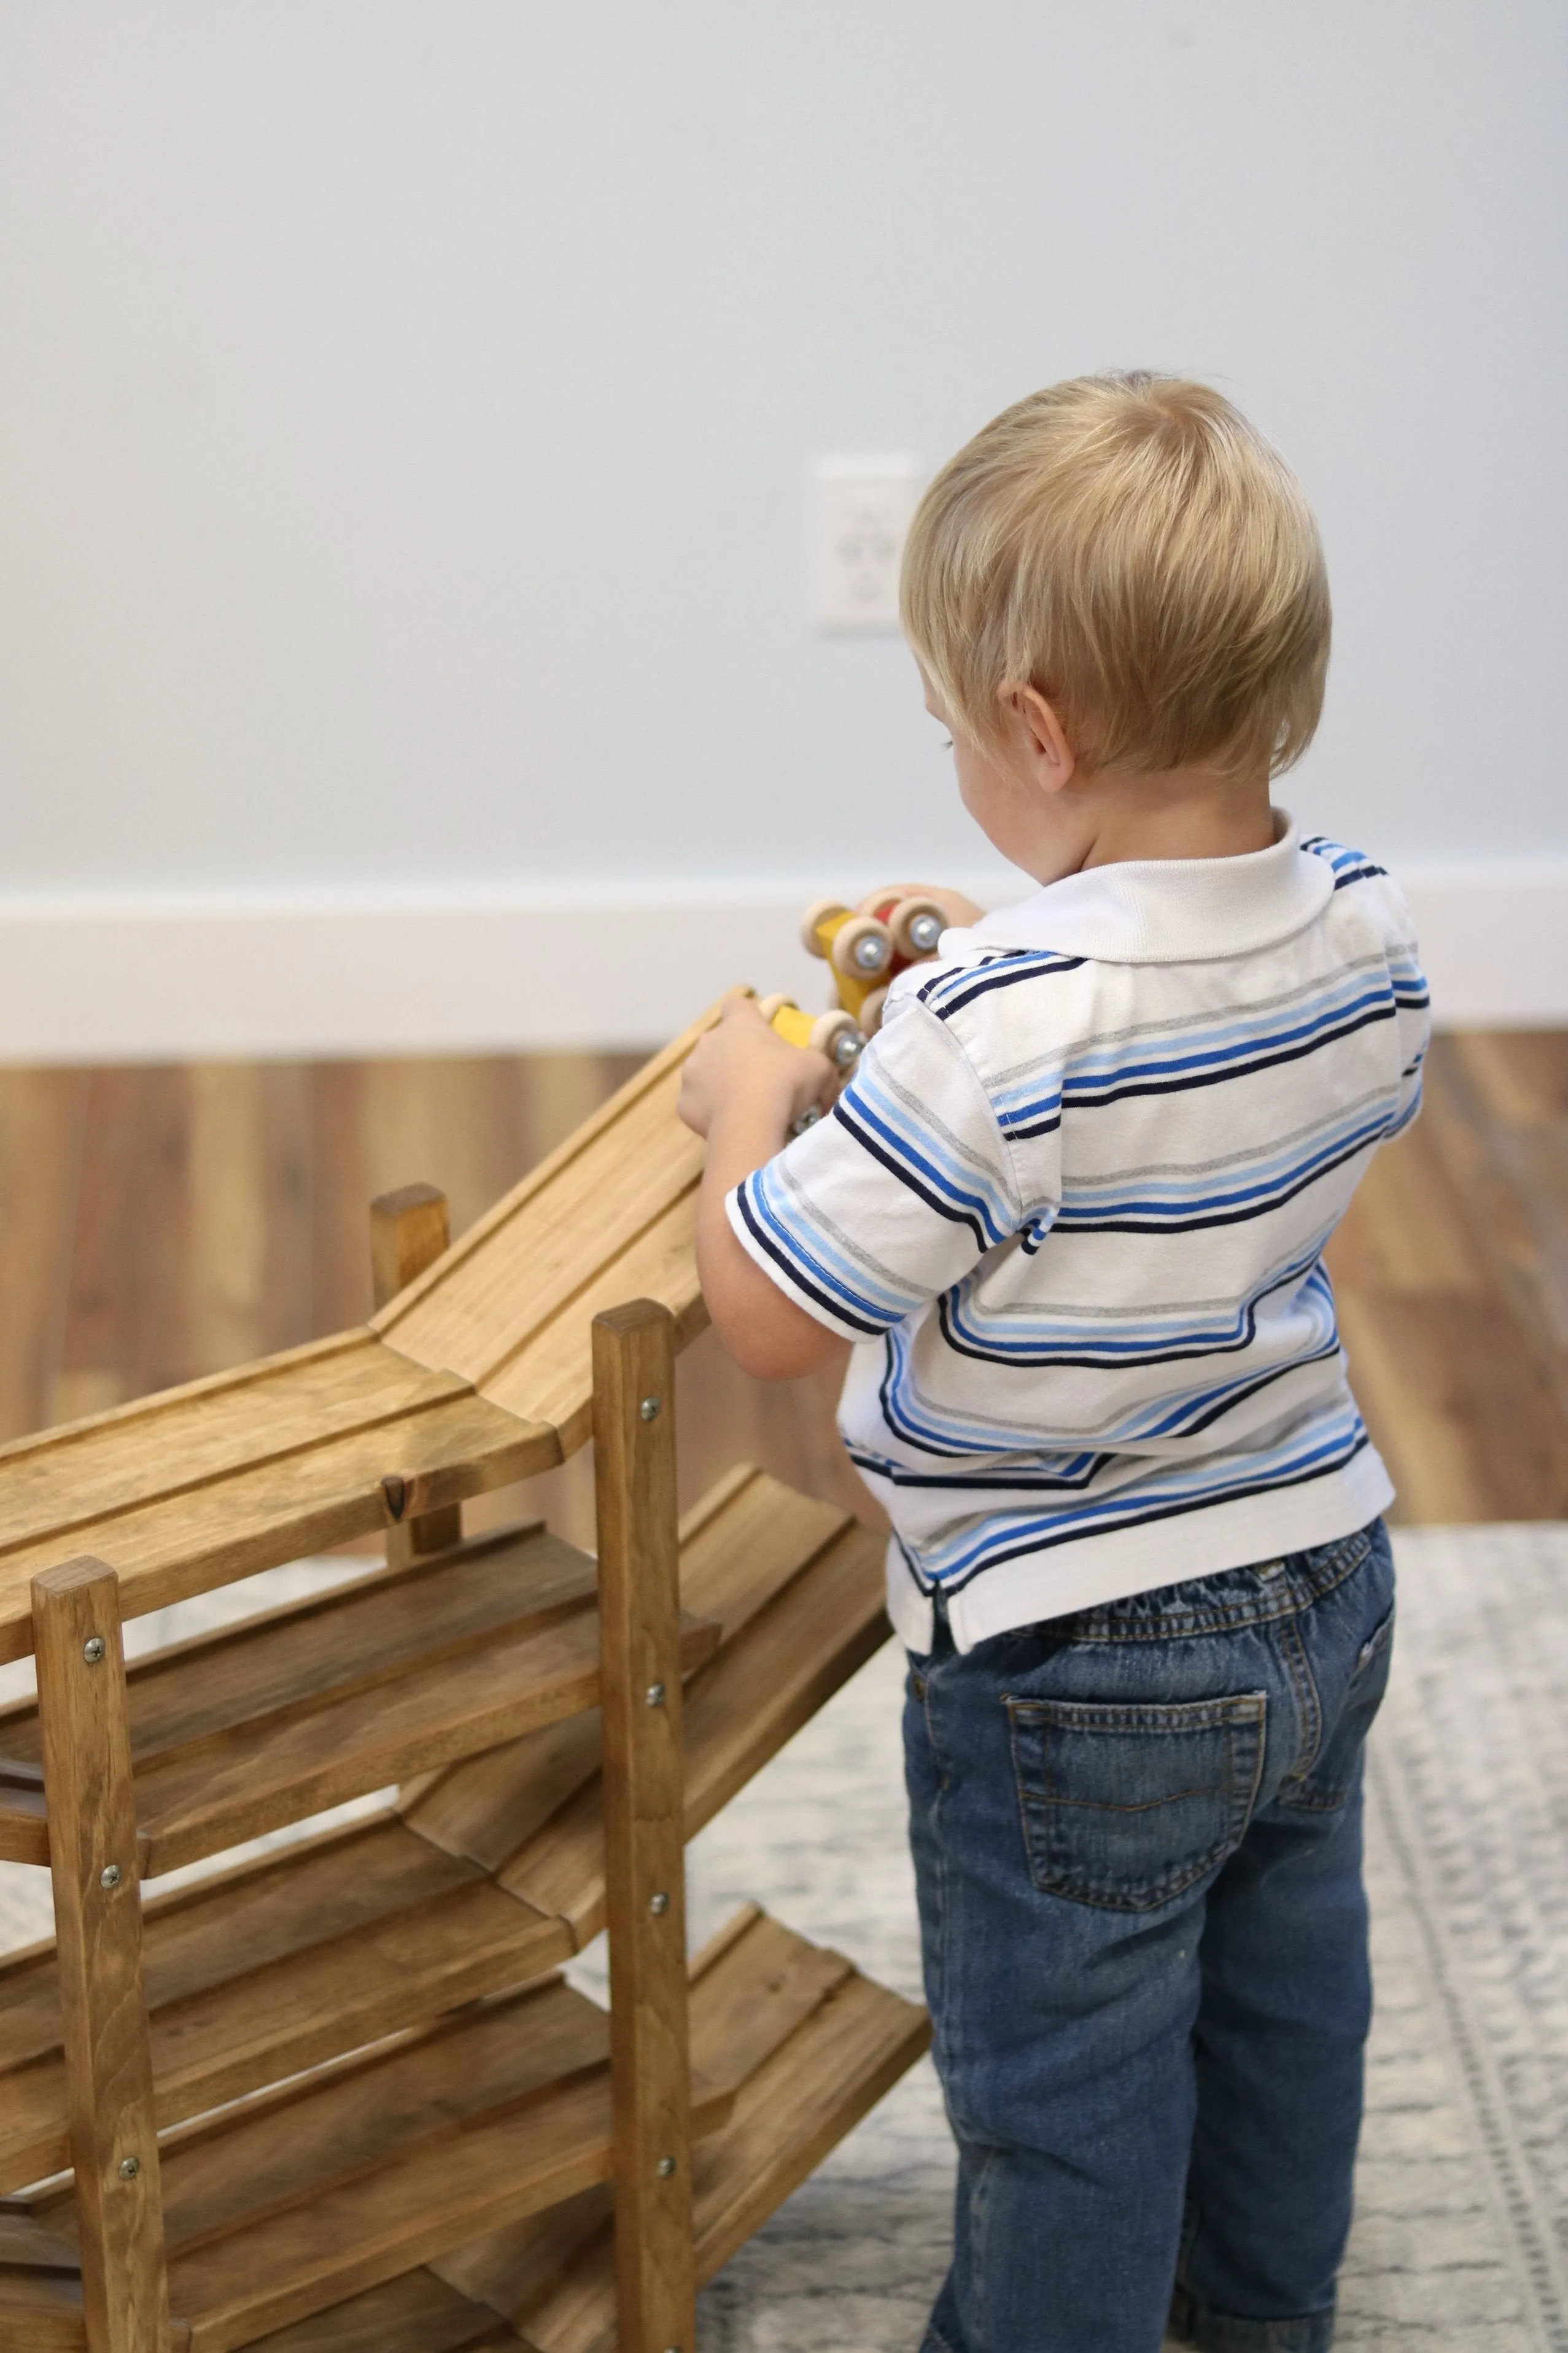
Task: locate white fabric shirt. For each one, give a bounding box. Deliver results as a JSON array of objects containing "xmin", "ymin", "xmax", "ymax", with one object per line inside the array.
[{"xmin": 730, "ymin": 822, "xmax": 1429, "ymax": 1653}]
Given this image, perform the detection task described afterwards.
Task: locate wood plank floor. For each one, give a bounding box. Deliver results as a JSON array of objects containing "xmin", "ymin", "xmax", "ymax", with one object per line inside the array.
[{"xmin": 0, "ymin": 1033, "xmax": 1562, "ymax": 1556}]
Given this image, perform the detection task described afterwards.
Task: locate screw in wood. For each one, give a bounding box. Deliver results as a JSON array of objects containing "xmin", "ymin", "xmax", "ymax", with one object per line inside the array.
[
  {"xmin": 649, "ymin": 1891, "xmax": 669, "ymax": 1915},
  {"xmin": 656, "ymin": 2155, "xmax": 676, "ymax": 2178},
  {"xmin": 117, "ymin": 2156, "xmax": 140, "ymax": 2180},
  {"xmin": 99, "ymin": 1864, "xmax": 122, "ymax": 1890},
  {"xmin": 82, "ymin": 1636, "xmax": 106, "ymax": 1664},
  {"xmin": 645, "ymin": 1681, "xmax": 666, "ymax": 1707},
  {"xmin": 639, "ymin": 1395, "xmax": 662, "ymax": 1421}
]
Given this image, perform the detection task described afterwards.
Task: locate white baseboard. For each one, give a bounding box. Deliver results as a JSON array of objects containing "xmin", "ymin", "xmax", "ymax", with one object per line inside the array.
[{"xmin": 0, "ymin": 862, "xmax": 1560, "ymax": 1063}]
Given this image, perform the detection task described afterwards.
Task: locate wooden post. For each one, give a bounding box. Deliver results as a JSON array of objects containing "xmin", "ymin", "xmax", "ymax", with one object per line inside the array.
[
  {"xmin": 371, "ymin": 1183, "xmax": 462, "ymax": 1562},
  {"xmin": 33, "ymin": 1558, "xmax": 170, "ymax": 2353},
  {"xmin": 593, "ymin": 1301, "xmax": 695, "ymax": 2353}
]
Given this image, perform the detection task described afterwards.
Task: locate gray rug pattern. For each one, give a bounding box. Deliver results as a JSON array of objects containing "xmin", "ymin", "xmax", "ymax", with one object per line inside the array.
[{"xmin": 1, "ymin": 1524, "xmax": 1564, "ymax": 2349}]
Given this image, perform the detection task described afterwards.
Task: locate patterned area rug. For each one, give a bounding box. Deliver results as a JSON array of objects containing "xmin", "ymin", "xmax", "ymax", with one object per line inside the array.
[
  {"xmin": 1, "ymin": 1524, "xmax": 1564, "ymax": 2349},
  {"xmin": 683, "ymin": 1523, "xmax": 1568, "ymax": 2352}
]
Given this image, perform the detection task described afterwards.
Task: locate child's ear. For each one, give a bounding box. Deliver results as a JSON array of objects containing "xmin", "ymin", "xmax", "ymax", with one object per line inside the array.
[{"xmin": 999, "ymin": 683, "xmax": 1077, "ymax": 795}]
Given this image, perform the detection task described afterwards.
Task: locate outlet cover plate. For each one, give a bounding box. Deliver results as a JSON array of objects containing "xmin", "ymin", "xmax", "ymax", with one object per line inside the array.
[{"xmin": 812, "ymin": 457, "xmax": 922, "ymax": 633}]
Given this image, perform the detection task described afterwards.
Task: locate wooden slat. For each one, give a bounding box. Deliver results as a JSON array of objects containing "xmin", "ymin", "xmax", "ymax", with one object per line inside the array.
[
  {"xmin": 0, "ymin": 1818, "xmax": 570, "ymax": 2193},
  {"xmin": 0, "ymin": 2264, "xmax": 93, "ymax": 2352},
  {"xmin": 3, "ymin": 1527, "xmax": 721, "ymax": 1881},
  {"xmin": 426, "ymin": 1904, "xmax": 853, "ymax": 2332},
  {"xmin": 674, "ymin": 1465, "xmax": 853, "ymax": 1636},
  {"xmin": 0, "ymin": 2208, "xmax": 80, "ymax": 2271},
  {"xmin": 34, "ymin": 1560, "xmax": 170, "ymax": 2353},
  {"xmin": 166, "ymin": 2074, "xmax": 621, "ymax": 2351},
  {"xmin": 0, "ymin": 1788, "xmax": 46, "ymax": 1868},
  {"xmin": 0, "ymin": 1333, "xmax": 435, "ymax": 1548},
  {"xmin": 592, "ymin": 1304, "xmax": 694, "ymax": 2353},
  {"xmin": 0, "ymin": 1012, "xmax": 727, "ymax": 1669},
  {"xmin": 138, "ymin": 1905, "xmax": 869, "ymax": 2352},
  {"xmin": 375, "ymin": 1006, "xmax": 728, "ymax": 1438},
  {"xmin": 685, "ymin": 1904, "xmax": 855, "ymax": 2095},
  {"xmin": 239, "ymin": 2270, "xmax": 525, "ymax": 2351},
  {"xmin": 1, "ymin": 1525, "xmax": 574, "ymax": 1766},
  {"xmin": 507, "ymin": 1918, "xmax": 930, "ymax": 2353},
  {"xmin": 2, "ymin": 1522, "xmax": 718, "ymax": 1874},
  {"xmin": 0, "ymin": 1346, "xmax": 548, "ymax": 1665},
  {"xmin": 0, "ymin": 1816, "xmax": 464, "ymax": 2077},
  {"xmin": 401, "ymin": 1468, "xmax": 860, "ymax": 1882},
  {"xmin": 497, "ymin": 1516, "xmax": 888, "ymax": 1944},
  {"xmin": 124, "ymin": 2004, "xmax": 731, "ymax": 2352},
  {"xmin": 125, "ymin": 1599, "xmax": 718, "ymax": 1882}
]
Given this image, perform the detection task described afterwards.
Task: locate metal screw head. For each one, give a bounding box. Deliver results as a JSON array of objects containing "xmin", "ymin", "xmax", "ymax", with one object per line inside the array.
[
  {"xmin": 117, "ymin": 2155, "xmax": 140, "ymax": 2180},
  {"xmin": 908, "ymin": 911, "xmax": 942, "ymax": 953},
  {"xmin": 656, "ymin": 2155, "xmax": 676, "ymax": 2178},
  {"xmin": 645, "ymin": 1681, "xmax": 666, "ymax": 1707},
  {"xmin": 831, "ymin": 1029, "xmax": 863, "ymax": 1070},
  {"xmin": 99, "ymin": 1864, "xmax": 122, "ymax": 1890},
  {"xmin": 649, "ymin": 1891, "xmax": 669, "ymax": 1917},
  {"xmin": 639, "ymin": 1395, "xmax": 661, "ymax": 1422},
  {"xmin": 852, "ymin": 932, "xmax": 887, "ymax": 973},
  {"xmin": 82, "ymin": 1637, "xmax": 106, "ymax": 1665}
]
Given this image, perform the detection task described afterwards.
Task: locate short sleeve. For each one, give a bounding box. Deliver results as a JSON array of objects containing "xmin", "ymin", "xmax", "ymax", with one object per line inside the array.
[{"xmin": 728, "ymin": 994, "xmax": 1022, "ymax": 1340}]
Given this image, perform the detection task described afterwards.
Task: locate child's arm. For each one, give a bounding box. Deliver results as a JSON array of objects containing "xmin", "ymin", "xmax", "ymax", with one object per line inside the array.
[{"xmin": 677, "ymin": 997, "xmax": 846, "ymax": 1381}]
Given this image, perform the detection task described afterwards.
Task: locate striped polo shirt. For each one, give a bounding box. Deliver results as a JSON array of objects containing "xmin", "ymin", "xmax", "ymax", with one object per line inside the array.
[{"xmin": 731, "ymin": 820, "xmax": 1430, "ymax": 1653}]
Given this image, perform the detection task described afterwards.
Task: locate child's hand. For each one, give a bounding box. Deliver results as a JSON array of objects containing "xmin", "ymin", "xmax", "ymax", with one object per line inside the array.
[
  {"xmin": 678, "ymin": 995, "xmax": 834, "ymax": 1142},
  {"xmin": 855, "ymin": 881, "xmax": 986, "ymax": 928}
]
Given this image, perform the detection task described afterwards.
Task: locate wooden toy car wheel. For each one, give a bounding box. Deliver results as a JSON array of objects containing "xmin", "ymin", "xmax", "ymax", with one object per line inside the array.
[
  {"xmin": 799, "ymin": 899, "xmax": 850, "ymax": 958},
  {"xmin": 829, "ymin": 915, "xmax": 893, "ymax": 983},
  {"xmin": 756, "ymin": 993, "xmax": 794, "ymax": 1021},
  {"xmin": 889, "ymin": 896, "xmax": 947, "ymax": 961},
  {"xmin": 809, "ymin": 1010, "xmax": 864, "ymax": 1071},
  {"xmin": 857, "ymin": 985, "xmax": 890, "ymax": 1036}
]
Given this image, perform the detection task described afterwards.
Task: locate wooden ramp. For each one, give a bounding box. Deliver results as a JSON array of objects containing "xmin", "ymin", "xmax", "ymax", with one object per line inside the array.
[
  {"xmin": 0, "ymin": 1026, "xmax": 926, "ymax": 2353},
  {"xmin": 0, "ymin": 1004, "xmax": 721, "ymax": 1667}
]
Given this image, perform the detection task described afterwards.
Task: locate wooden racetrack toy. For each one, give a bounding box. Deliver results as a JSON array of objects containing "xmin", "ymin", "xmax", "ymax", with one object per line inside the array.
[{"xmin": 0, "ymin": 1001, "xmax": 928, "ymax": 2353}]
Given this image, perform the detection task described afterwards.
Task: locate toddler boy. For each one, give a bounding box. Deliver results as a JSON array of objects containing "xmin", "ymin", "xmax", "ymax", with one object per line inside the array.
[{"xmin": 677, "ymin": 374, "xmax": 1429, "ymax": 2353}]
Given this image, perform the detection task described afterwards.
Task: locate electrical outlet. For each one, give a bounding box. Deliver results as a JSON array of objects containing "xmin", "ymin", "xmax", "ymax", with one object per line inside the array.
[{"xmin": 812, "ymin": 457, "xmax": 922, "ymax": 632}]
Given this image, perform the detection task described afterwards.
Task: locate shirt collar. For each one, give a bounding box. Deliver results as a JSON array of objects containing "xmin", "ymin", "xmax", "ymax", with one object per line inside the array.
[{"xmin": 938, "ymin": 813, "xmax": 1333, "ymax": 968}]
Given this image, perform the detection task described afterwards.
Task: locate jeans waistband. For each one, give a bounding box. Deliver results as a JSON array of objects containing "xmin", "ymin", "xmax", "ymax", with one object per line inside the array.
[{"xmin": 937, "ymin": 1522, "xmax": 1383, "ymax": 1654}]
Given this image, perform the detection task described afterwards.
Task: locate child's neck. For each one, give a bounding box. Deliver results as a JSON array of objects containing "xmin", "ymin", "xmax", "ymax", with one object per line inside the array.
[{"xmin": 1028, "ymin": 764, "xmax": 1278, "ymax": 883}]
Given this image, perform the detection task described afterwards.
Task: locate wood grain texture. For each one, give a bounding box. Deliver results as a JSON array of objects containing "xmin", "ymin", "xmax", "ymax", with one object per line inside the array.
[
  {"xmin": 0, "ymin": 1344, "xmax": 548, "ymax": 1665},
  {"xmin": 31, "ymin": 1977, "xmax": 735, "ymax": 2353},
  {"xmin": 495, "ymin": 1510, "xmax": 889, "ymax": 1947},
  {"xmin": 0, "ymin": 1034, "xmax": 1561, "ymax": 1549},
  {"xmin": 0, "ymin": 1069, "xmax": 87, "ymax": 1444},
  {"xmin": 0, "ymin": 1818, "xmax": 569, "ymax": 2192},
  {"xmin": 33, "ymin": 1559, "xmax": 169, "ymax": 2353},
  {"xmin": 0, "ymin": 2263, "xmax": 92, "ymax": 2352},
  {"xmin": 375, "ymin": 1007, "xmax": 727, "ymax": 1437},
  {"xmin": 510, "ymin": 1914, "xmax": 930, "ymax": 2353},
  {"xmin": 1, "ymin": 1523, "xmax": 718, "ymax": 1877},
  {"xmin": 402, "ymin": 1467, "xmax": 857, "ymax": 1882},
  {"xmin": 371, "ymin": 1185, "xmax": 464, "ymax": 1562},
  {"xmin": 238, "ymin": 2269, "xmax": 526, "ymax": 2351},
  {"xmin": 592, "ymin": 1304, "xmax": 696, "ymax": 2353},
  {"xmin": 1325, "ymin": 1035, "xmax": 1568, "ymax": 1521}
]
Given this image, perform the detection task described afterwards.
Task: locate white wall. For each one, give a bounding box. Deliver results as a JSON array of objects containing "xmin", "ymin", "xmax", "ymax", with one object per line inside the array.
[{"xmin": 1, "ymin": 3, "xmax": 1564, "ymax": 1046}]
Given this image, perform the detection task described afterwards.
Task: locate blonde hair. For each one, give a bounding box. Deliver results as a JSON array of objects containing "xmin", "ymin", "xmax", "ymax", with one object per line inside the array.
[{"xmin": 901, "ymin": 373, "xmax": 1330, "ymax": 780}]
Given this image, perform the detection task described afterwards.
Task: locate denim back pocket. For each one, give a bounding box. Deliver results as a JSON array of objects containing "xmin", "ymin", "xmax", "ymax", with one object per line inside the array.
[{"xmin": 1006, "ymin": 1692, "xmax": 1267, "ymax": 1911}]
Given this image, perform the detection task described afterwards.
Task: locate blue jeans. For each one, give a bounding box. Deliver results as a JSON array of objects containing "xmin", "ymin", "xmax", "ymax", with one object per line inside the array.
[{"xmin": 906, "ymin": 1518, "xmax": 1395, "ymax": 2353}]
